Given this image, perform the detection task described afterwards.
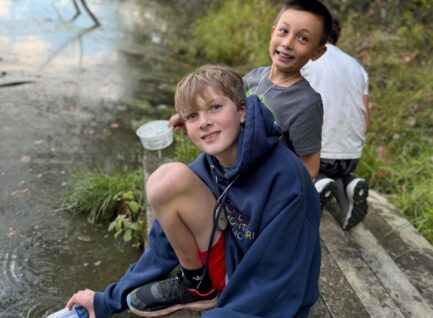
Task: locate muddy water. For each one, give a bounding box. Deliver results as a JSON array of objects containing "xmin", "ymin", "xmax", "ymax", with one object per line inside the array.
[{"xmin": 0, "ymin": 1, "xmax": 206, "ymax": 317}]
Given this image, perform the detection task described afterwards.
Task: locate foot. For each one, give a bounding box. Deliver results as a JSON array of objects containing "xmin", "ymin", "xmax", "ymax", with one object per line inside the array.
[
  {"xmin": 315, "ymin": 177, "xmax": 340, "ymax": 216},
  {"xmin": 343, "ymin": 178, "xmax": 369, "ymax": 230},
  {"xmin": 127, "ymin": 272, "xmax": 218, "ymax": 317}
]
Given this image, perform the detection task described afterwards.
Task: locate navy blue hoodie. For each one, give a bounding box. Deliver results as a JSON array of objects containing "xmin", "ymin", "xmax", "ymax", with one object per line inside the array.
[{"xmin": 94, "ymin": 95, "xmax": 321, "ymax": 318}]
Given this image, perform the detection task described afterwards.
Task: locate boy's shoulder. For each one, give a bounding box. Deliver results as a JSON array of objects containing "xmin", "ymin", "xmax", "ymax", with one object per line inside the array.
[
  {"xmin": 244, "ymin": 66, "xmax": 270, "ymax": 79},
  {"xmin": 275, "ymin": 78, "xmax": 322, "ymax": 109}
]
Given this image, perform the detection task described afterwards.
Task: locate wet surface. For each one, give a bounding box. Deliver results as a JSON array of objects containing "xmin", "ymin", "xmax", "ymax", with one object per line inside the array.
[{"xmin": 0, "ymin": 0, "xmax": 204, "ymax": 316}]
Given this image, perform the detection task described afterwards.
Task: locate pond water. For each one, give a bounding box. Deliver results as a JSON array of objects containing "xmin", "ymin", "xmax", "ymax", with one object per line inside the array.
[{"xmin": 0, "ymin": 1, "xmax": 207, "ymax": 317}]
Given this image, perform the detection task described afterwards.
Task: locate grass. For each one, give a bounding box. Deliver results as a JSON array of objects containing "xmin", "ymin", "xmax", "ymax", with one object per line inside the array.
[
  {"xmin": 337, "ymin": 2, "xmax": 433, "ymax": 242},
  {"xmin": 65, "ymin": 169, "xmax": 145, "ymax": 222},
  {"xmin": 63, "ymin": 169, "xmax": 147, "ymax": 247}
]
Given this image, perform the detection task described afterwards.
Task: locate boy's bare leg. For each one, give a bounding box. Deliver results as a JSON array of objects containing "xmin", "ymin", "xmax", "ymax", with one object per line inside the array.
[{"xmin": 146, "ymin": 162, "xmax": 220, "ymax": 269}]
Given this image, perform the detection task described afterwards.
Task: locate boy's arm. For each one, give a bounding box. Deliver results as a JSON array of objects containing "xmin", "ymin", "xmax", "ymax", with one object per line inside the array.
[
  {"xmin": 299, "ymin": 151, "xmax": 320, "ymax": 180},
  {"xmin": 93, "ymin": 220, "xmax": 179, "ymax": 317},
  {"xmin": 287, "ymin": 100, "xmax": 323, "ymax": 180},
  {"xmin": 203, "ymin": 188, "xmax": 320, "ymax": 318}
]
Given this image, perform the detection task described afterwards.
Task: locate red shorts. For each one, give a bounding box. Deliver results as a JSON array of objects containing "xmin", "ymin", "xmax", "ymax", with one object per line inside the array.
[{"xmin": 199, "ymin": 233, "xmax": 226, "ymax": 293}]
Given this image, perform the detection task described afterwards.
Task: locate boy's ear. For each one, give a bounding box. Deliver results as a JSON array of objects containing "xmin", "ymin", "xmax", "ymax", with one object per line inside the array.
[
  {"xmin": 240, "ymin": 101, "xmax": 247, "ymax": 124},
  {"xmin": 310, "ymin": 45, "xmax": 327, "ymax": 61}
]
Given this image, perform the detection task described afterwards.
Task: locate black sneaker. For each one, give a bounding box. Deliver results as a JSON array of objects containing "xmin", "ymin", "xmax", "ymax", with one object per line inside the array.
[
  {"xmin": 126, "ymin": 272, "xmax": 218, "ymax": 317},
  {"xmin": 343, "ymin": 178, "xmax": 369, "ymax": 230},
  {"xmin": 315, "ymin": 177, "xmax": 340, "ymax": 215}
]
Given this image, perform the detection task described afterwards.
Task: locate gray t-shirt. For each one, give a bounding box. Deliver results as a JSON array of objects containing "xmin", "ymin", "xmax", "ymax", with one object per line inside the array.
[{"xmin": 244, "ymin": 66, "xmax": 323, "ymax": 157}]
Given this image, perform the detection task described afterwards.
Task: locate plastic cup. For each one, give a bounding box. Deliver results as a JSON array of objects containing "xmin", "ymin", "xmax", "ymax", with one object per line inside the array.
[
  {"xmin": 46, "ymin": 306, "xmax": 89, "ymax": 318},
  {"xmin": 136, "ymin": 120, "xmax": 173, "ymax": 151}
]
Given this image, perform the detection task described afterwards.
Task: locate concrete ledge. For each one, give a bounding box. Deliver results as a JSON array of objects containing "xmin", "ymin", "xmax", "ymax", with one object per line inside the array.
[{"xmin": 312, "ymin": 190, "xmax": 433, "ymax": 318}]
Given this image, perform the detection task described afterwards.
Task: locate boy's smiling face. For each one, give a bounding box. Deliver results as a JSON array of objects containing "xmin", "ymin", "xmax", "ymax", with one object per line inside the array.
[
  {"xmin": 183, "ymin": 86, "xmax": 246, "ymax": 167},
  {"xmin": 269, "ymin": 8, "xmax": 326, "ymax": 77}
]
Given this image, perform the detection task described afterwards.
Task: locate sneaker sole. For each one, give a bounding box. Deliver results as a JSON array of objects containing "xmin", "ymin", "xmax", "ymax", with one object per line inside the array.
[
  {"xmin": 320, "ymin": 181, "xmax": 342, "ymax": 220},
  {"xmin": 315, "ymin": 178, "xmax": 338, "ymax": 210},
  {"xmin": 128, "ymin": 297, "xmax": 218, "ymax": 317},
  {"xmin": 344, "ymin": 179, "xmax": 369, "ymax": 230}
]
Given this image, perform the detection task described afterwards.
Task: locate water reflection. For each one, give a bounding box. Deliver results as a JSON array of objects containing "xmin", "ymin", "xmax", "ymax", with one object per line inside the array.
[{"xmin": 0, "ymin": 0, "xmax": 207, "ymax": 316}]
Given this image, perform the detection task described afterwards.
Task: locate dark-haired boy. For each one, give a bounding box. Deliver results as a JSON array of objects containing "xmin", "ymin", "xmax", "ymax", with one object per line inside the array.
[{"xmin": 244, "ymin": 0, "xmax": 332, "ymax": 180}]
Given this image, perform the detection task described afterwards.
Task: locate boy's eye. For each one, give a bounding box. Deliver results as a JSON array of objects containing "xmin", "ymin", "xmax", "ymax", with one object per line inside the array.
[
  {"xmin": 298, "ymin": 35, "xmax": 309, "ymax": 43},
  {"xmin": 210, "ymin": 104, "xmax": 222, "ymax": 111},
  {"xmin": 298, "ymin": 34, "xmax": 310, "ymax": 43},
  {"xmin": 184, "ymin": 112, "xmax": 198, "ymax": 122},
  {"xmin": 278, "ymin": 28, "xmax": 288, "ymax": 35}
]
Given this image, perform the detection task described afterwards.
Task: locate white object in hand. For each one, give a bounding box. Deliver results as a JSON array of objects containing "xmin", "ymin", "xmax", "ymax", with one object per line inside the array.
[{"xmin": 136, "ymin": 120, "xmax": 173, "ymax": 151}]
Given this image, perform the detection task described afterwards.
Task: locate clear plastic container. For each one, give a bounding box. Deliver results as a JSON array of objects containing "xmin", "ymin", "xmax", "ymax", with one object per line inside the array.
[
  {"xmin": 136, "ymin": 120, "xmax": 173, "ymax": 151},
  {"xmin": 46, "ymin": 306, "xmax": 89, "ymax": 318}
]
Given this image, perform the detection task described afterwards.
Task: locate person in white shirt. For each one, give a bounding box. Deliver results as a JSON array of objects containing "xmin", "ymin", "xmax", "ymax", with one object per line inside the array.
[{"xmin": 302, "ymin": 17, "xmax": 370, "ymax": 230}]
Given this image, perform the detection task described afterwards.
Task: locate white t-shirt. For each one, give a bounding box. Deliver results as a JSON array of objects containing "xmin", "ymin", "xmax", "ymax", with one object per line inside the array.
[{"xmin": 302, "ymin": 44, "xmax": 369, "ymax": 159}]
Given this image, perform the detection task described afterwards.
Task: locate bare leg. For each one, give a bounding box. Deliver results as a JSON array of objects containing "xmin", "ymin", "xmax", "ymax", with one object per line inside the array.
[{"xmin": 146, "ymin": 162, "xmax": 220, "ymax": 269}]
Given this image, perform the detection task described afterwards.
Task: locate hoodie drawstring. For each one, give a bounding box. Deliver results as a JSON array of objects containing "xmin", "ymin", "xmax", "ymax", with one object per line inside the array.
[{"xmin": 197, "ymin": 174, "xmax": 239, "ymax": 290}]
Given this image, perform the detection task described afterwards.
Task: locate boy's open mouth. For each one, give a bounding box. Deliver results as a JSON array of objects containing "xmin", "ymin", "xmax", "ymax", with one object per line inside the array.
[
  {"xmin": 201, "ymin": 131, "xmax": 220, "ymax": 141},
  {"xmin": 276, "ymin": 50, "xmax": 295, "ymax": 61}
]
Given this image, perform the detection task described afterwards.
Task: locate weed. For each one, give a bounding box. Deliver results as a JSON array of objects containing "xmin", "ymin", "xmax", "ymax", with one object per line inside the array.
[{"xmin": 63, "ymin": 169, "xmax": 146, "ymax": 247}]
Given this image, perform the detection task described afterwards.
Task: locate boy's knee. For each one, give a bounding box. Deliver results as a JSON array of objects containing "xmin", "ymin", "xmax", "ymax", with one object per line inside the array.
[{"xmin": 146, "ymin": 162, "xmax": 194, "ymax": 205}]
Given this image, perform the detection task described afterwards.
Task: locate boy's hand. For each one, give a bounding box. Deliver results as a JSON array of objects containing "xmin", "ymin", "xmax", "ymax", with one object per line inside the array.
[
  {"xmin": 66, "ymin": 289, "xmax": 96, "ymax": 318},
  {"xmin": 168, "ymin": 113, "xmax": 185, "ymax": 132}
]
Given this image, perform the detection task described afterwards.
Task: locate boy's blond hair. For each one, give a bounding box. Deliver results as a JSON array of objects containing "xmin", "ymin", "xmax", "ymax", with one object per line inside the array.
[{"xmin": 175, "ymin": 65, "xmax": 245, "ymax": 118}]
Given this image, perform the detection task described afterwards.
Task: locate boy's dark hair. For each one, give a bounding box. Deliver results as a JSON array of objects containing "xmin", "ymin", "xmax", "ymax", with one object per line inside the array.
[
  {"xmin": 175, "ymin": 65, "xmax": 245, "ymax": 118},
  {"xmin": 328, "ymin": 17, "xmax": 341, "ymax": 45},
  {"xmin": 275, "ymin": 0, "xmax": 333, "ymax": 45}
]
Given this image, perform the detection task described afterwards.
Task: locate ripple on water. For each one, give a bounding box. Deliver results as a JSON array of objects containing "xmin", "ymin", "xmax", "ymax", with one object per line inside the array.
[
  {"xmin": 25, "ymin": 298, "xmax": 66, "ymax": 318},
  {"xmin": 2, "ymin": 298, "xmax": 63, "ymax": 318},
  {"xmin": 0, "ymin": 239, "xmax": 63, "ymax": 317},
  {"xmin": 0, "ymin": 249, "xmax": 26, "ymax": 298}
]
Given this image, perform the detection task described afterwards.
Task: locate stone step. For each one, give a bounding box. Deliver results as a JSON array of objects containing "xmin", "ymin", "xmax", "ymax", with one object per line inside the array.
[{"xmin": 311, "ymin": 190, "xmax": 433, "ymax": 318}]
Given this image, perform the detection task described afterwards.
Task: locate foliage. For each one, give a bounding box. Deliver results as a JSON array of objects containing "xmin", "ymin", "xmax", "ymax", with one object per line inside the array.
[
  {"xmin": 108, "ymin": 191, "xmax": 146, "ymax": 249},
  {"xmin": 191, "ymin": 0, "xmax": 277, "ymax": 68},
  {"xmin": 173, "ymin": 131, "xmax": 201, "ymax": 163},
  {"xmin": 64, "ymin": 170, "xmax": 147, "ymax": 247},
  {"xmin": 334, "ymin": 1, "xmax": 433, "ymax": 242}
]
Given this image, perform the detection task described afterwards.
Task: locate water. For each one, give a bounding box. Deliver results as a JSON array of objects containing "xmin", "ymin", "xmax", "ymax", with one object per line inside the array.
[{"xmin": 0, "ymin": 0, "xmax": 207, "ymax": 316}]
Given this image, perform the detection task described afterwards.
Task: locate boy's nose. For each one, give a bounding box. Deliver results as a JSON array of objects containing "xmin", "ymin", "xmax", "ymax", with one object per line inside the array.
[
  {"xmin": 199, "ymin": 113, "xmax": 213, "ymax": 129},
  {"xmin": 282, "ymin": 35, "xmax": 294, "ymax": 49}
]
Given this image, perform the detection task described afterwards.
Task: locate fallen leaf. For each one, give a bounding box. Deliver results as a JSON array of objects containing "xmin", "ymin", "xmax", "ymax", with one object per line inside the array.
[
  {"xmin": 378, "ymin": 170, "xmax": 387, "ymax": 178},
  {"xmin": 78, "ymin": 235, "xmax": 91, "ymax": 242},
  {"xmin": 405, "ymin": 116, "xmax": 416, "ymax": 127},
  {"xmin": 402, "ymin": 51, "xmax": 418, "ymax": 64},
  {"xmin": 20, "ymin": 155, "xmax": 31, "ymax": 163},
  {"xmin": 11, "ymin": 188, "xmax": 29, "ymax": 197},
  {"xmin": 9, "ymin": 227, "xmax": 16, "ymax": 237}
]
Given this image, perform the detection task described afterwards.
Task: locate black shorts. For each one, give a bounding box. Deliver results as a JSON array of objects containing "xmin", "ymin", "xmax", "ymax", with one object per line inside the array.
[{"xmin": 319, "ymin": 158, "xmax": 359, "ymax": 179}]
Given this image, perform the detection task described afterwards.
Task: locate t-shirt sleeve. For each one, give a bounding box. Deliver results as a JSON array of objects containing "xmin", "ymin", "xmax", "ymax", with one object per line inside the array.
[{"xmin": 289, "ymin": 100, "xmax": 323, "ymax": 156}]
